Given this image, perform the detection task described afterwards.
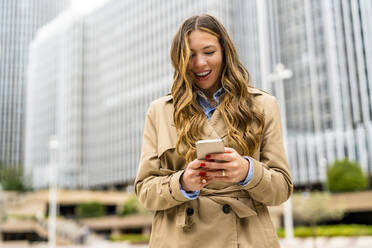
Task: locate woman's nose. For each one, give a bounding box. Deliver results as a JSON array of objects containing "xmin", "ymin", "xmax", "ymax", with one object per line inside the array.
[{"xmin": 194, "ymin": 55, "xmax": 207, "ymax": 67}]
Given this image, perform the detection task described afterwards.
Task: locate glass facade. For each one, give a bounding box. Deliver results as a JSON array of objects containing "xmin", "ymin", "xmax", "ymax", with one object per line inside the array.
[
  {"xmin": 26, "ymin": 0, "xmax": 248, "ymax": 188},
  {"xmin": 26, "ymin": 11, "xmax": 83, "ymax": 188},
  {"xmin": 0, "ymin": 0, "xmax": 66, "ymax": 169},
  {"xmin": 24, "ymin": 0, "xmax": 372, "ymax": 188},
  {"xmin": 275, "ymin": 0, "xmax": 372, "ymax": 186}
]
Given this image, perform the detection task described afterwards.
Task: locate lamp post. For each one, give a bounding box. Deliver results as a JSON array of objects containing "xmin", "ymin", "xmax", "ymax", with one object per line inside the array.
[
  {"xmin": 0, "ymin": 183, "xmax": 4, "ymax": 223},
  {"xmin": 48, "ymin": 136, "xmax": 59, "ymax": 248},
  {"xmin": 267, "ymin": 63, "xmax": 294, "ymax": 240}
]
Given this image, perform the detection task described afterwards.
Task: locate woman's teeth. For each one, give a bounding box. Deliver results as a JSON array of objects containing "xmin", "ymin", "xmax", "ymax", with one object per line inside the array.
[{"xmin": 196, "ymin": 71, "xmax": 211, "ymax": 77}]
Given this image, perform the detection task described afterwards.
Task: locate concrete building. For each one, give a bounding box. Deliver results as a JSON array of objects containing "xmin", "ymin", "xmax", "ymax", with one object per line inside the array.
[
  {"xmin": 0, "ymin": 0, "xmax": 67, "ymax": 168},
  {"xmin": 25, "ymin": 0, "xmax": 372, "ymax": 189},
  {"xmin": 26, "ymin": 0, "xmax": 246, "ymax": 188},
  {"xmin": 273, "ymin": 0, "xmax": 372, "ymax": 186},
  {"xmin": 26, "ymin": 11, "xmax": 83, "ymax": 188}
]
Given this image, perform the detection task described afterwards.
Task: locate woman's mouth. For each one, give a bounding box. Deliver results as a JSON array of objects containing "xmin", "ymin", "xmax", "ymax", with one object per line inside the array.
[{"xmin": 195, "ymin": 70, "xmax": 211, "ymax": 81}]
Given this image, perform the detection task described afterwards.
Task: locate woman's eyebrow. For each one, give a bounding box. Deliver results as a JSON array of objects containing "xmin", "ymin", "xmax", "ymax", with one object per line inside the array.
[
  {"xmin": 202, "ymin": 45, "xmax": 216, "ymax": 49},
  {"xmin": 190, "ymin": 45, "xmax": 217, "ymax": 51}
]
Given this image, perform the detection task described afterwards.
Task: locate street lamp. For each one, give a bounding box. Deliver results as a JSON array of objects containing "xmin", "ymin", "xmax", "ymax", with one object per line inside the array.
[
  {"xmin": 267, "ymin": 63, "xmax": 294, "ymax": 240},
  {"xmin": 267, "ymin": 63, "xmax": 293, "ymax": 134},
  {"xmin": 48, "ymin": 135, "xmax": 59, "ymax": 248}
]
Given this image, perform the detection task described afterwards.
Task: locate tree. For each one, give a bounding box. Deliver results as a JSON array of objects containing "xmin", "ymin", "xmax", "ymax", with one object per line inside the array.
[
  {"xmin": 121, "ymin": 195, "xmax": 140, "ymax": 216},
  {"xmin": 0, "ymin": 165, "xmax": 27, "ymax": 192},
  {"xmin": 327, "ymin": 158, "xmax": 369, "ymax": 192},
  {"xmin": 76, "ymin": 202, "xmax": 106, "ymax": 218},
  {"xmin": 292, "ymin": 192, "xmax": 344, "ymax": 248},
  {"xmin": 120, "ymin": 195, "xmax": 148, "ymax": 216}
]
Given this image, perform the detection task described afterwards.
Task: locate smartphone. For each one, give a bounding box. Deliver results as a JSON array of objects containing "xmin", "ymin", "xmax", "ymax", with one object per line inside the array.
[{"xmin": 196, "ymin": 138, "xmax": 224, "ymax": 160}]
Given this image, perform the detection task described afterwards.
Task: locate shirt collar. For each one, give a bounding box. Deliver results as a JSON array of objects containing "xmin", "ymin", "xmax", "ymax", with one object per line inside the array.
[
  {"xmin": 196, "ymin": 88, "xmax": 225, "ymax": 120},
  {"xmin": 196, "ymin": 87, "xmax": 225, "ymax": 104}
]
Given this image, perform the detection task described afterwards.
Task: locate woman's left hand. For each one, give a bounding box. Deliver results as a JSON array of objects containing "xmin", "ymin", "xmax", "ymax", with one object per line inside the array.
[{"xmin": 201, "ymin": 147, "xmax": 250, "ymax": 183}]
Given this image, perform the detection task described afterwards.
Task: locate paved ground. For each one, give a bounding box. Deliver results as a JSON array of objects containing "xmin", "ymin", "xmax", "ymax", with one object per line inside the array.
[
  {"xmin": 2, "ymin": 237, "xmax": 372, "ymax": 248},
  {"xmin": 280, "ymin": 237, "xmax": 372, "ymax": 248},
  {"xmin": 0, "ymin": 241, "xmax": 148, "ymax": 248}
]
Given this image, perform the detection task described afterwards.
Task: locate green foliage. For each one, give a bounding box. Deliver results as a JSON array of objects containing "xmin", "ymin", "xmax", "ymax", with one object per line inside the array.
[
  {"xmin": 0, "ymin": 165, "xmax": 27, "ymax": 192},
  {"xmin": 76, "ymin": 202, "xmax": 106, "ymax": 218},
  {"xmin": 292, "ymin": 192, "xmax": 346, "ymax": 248},
  {"xmin": 277, "ymin": 224, "xmax": 372, "ymax": 238},
  {"xmin": 121, "ymin": 195, "xmax": 142, "ymax": 216},
  {"xmin": 292, "ymin": 192, "xmax": 344, "ymax": 225},
  {"xmin": 327, "ymin": 158, "xmax": 369, "ymax": 192},
  {"xmin": 110, "ymin": 233, "xmax": 150, "ymax": 243},
  {"xmin": 7, "ymin": 214, "xmax": 36, "ymax": 221}
]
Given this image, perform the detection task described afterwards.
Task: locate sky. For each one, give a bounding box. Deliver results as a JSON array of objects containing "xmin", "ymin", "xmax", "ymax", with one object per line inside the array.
[{"xmin": 69, "ymin": 0, "xmax": 111, "ymax": 14}]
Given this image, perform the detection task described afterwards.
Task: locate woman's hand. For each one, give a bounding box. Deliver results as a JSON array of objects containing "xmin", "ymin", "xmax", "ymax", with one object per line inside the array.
[
  {"xmin": 180, "ymin": 159, "xmax": 210, "ymax": 191},
  {"xmin": 202, "ymin": 147, "xmax": 250, "ymax": 183}
]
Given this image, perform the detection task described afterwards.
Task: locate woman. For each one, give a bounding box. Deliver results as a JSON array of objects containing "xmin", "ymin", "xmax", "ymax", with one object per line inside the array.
[{"xmin": 134, "ymin": 14, "xmax": 292, "ymax": 248}]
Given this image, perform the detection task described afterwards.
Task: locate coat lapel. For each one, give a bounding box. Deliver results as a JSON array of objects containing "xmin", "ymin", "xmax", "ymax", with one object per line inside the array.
[
  {"xmin": 201, "ymin": 108, "xmax": 228, "ymax": 140},
  {"xmin": 201, "ymin": 86, "xmax": 263, "ymax": 140}
]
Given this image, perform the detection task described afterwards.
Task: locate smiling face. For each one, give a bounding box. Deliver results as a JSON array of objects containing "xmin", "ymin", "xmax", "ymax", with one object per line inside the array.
[{"xmin": 187, "ymin": 29, "xmax": 223, "ymax": 98}]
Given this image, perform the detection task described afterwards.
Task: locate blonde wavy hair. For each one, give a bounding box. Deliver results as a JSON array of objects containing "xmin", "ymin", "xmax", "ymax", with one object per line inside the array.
[{"xmin": 170, "ymin": 14, "xmax": 264, "ymax": 163}]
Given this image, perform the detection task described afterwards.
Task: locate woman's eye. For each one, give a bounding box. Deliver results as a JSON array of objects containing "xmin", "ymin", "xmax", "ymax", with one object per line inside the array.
[{"xmin": 205, "ymin": 51, "xmax": 215, "ymax": 55}]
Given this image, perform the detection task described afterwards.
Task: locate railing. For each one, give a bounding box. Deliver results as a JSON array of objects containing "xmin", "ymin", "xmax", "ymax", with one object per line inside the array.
[{"xmin": 34, "ymin": 217, "xmax": 103, "ymax": 245}]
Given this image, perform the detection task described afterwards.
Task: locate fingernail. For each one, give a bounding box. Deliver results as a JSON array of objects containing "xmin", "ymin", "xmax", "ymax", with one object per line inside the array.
[
  {"xmin": 206, "ymin": 154, "xmax": 211, "ymax": 159},
  {"xmin": 200, "ymin": 162, "xmax": 206, "ymax": 167},
  {"xmin": 199, "ymin": 172, "xmax": 207, "ymax": 177}
]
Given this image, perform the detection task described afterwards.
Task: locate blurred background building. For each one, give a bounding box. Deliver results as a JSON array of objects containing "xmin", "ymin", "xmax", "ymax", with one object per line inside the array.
[
  {"xmin": 26, "ymin": 11, "xmax": 83, "ymax": 188},
  {"xmin": 278, "ymin": 0, "xmax": 372, "ymax": 187},
  {"xmin": 26, "ymin": 0, "xmax": 254, "ymax": 188},
  {"xmin": 0, "ymin": 0, "xmax": 67, "ymax": 168},
  {"xmin": 10, "ymin": 0, "xmax": 372, "ymax": 189}
]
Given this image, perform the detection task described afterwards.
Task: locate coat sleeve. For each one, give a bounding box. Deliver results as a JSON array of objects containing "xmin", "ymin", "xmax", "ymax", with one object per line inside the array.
[
  {"xmin": 242, "ymin": 95, "xmax": 293, "ymax": 206},
  {"xmin": 134, "ymin": 103, "xmax": 190, "ymax": 211}
]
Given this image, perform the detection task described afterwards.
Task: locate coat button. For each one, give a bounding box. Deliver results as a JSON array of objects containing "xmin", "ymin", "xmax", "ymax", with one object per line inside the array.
[
  {"xmin": 186, "ymin": 208, "xmax": 194, "ymax": 216},
  {"xmin": 222, "ymin": 204, "xmax": 231, "ymax": 214}
]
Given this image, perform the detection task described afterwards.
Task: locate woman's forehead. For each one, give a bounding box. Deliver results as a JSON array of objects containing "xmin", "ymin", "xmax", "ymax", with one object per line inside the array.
[{"xmin": 188, "ymin": 30, "xmax": 220, "ymax": 50}]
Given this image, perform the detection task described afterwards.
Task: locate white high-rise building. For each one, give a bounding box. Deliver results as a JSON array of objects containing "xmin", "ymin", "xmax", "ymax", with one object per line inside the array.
[
  {"xmin": 26, "ymin": 11, "xmax": 83, "ymax": 188},
  {"xmin": 0, "ymin": 0, "xmax": 66, "ymax": 168},
  {"xmin": 25, "ymin": 0, "xmax": 372, "ymax": 189},
  {"xmin": 273, "ymin": 0, "xmax": 372, "ymax": 186},
  {"xmin": 26, "ymin": 0, "xmax": 245, "ymax": 188}
]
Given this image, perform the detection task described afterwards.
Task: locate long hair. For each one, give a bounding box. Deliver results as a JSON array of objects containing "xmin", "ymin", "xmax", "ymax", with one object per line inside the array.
[{"xmin": 170, "ymin": 14, "xmax": 264, "ymax": 163}]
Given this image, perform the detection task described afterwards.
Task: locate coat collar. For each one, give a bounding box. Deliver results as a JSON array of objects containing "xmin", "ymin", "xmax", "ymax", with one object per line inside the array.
[
  {"xmin": 247, "ymin": 86, "xmax": 263, "ymax": 95},
  {"xmin": 164, "ymin": 85, "xmax": 262, "ymax": 103},
  {"xmin": 165, "ymin": 86, "xmax": 262, "ymax": 139},
  {"xmin": 164, "ymin": 93, "xmax": 173, "ymax": 103}
]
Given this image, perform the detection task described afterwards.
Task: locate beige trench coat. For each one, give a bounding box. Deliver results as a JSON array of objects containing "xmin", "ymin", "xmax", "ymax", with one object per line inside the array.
[{"xmin": 134, "ymin": 87, "xmax": 293, "ymax": 248}]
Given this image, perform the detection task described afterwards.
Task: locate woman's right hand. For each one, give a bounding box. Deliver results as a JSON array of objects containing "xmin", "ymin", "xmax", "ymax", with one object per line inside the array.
[{"xmin": 180, "ymin": 159, "xmax": 209, "ymax": 191}]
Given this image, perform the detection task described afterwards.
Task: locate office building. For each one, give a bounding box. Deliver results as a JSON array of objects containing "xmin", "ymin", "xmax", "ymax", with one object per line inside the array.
[
  {"xmin": 26, "ymin": 11, "xmax": 83, "ymax": 188},
  {"xmin": 274, "ymin": 0, "xmax": 372, "ymax": 186},
  {"xmin": 0, "ymin": 0, "xmax": 66, "ymax": 169},
  {"xmin": 26, "ymin": 0, "xmax": 243, "ymax": 188},
  {"xmin": 25, "ymin": 0, "xmax": 372, "ymax": 188}
]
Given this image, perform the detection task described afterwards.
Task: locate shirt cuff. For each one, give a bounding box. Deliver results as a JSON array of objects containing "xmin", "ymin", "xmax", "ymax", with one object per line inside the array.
[
  {"xmin": 179, "ymin": 171, "xmax": 200, "ymax": 199},
  {"xmin": 179, "ymin": 184, "xmax": 200, "ymax": 199},
  {"xmin": 238, "ymin": 156, "xmax": 254, "ymax": 186}
]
